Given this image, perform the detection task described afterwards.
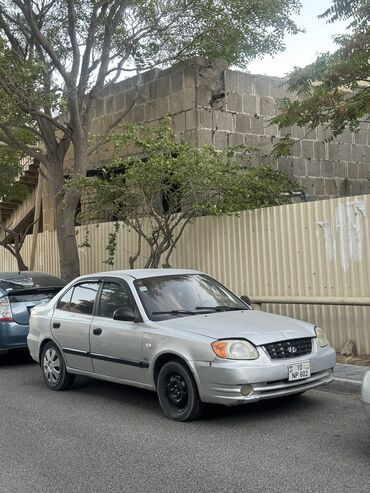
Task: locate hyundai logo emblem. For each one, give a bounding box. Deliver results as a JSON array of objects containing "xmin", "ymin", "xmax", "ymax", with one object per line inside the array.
[{"xmin": 287, "ymin": 346, "xmax": 297, "ymax": 353}]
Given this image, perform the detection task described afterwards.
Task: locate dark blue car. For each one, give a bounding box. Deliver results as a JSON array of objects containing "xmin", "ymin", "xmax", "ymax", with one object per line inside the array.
[{"xmin": 0, "ymin": 271, "xmax": 65, "ymax": 355}]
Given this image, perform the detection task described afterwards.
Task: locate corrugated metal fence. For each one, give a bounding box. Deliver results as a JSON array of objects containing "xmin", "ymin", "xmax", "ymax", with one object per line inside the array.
[{"xmin": 1, "ymin": 194, "xmax": 369, "ymax": 353}]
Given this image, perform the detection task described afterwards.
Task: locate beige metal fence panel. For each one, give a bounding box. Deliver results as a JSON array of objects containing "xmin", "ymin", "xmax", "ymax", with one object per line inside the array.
[{"xmin": 0, "ymin": 194, "xmax": 369, "ymax": 352}]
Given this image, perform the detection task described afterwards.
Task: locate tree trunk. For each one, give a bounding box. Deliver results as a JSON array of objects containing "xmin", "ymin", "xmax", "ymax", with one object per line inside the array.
[
  {"xmin": 55, "ymin": 186, "xmax": 81, "ymax": 281},
  {"xmin": 14, "ymin": 251, "xmax": 29, "ymax": 271}
]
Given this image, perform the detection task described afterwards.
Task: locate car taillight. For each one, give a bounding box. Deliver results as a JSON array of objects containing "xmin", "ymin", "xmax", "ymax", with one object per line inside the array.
[{"xmin": 0, "ymin": 296, "xmax": 13, "ymax": 321}]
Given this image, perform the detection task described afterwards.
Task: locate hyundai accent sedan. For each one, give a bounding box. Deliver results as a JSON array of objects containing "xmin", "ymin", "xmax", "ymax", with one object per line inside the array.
[{"xmin": 28, "ymin": 269, "xmax": 336, "ymax": 421}]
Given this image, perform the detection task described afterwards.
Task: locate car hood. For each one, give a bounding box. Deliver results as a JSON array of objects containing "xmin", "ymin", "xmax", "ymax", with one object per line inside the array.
[{"xmin": 158, "ymin": 309, "xmax": 316, "ymax": 345}]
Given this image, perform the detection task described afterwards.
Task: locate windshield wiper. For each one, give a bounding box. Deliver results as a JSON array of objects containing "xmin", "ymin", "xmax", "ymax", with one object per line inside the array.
[
  {"xmin": 195, "ymin": 306, "xmax": 244, "ymax": 312},
  {"xmin": 151, "ymin": 309, "xmax": 197, "ymax": 316}
]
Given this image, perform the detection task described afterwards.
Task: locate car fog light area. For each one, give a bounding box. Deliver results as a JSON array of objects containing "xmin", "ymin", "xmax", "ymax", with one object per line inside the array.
[
  {"xmin": 211, "ymin": 339, "xmax": 259, "ymax": 360},
  {"xmin": 315, "ymin": 326, "xmax": 329, "ymax": 347},
  {"xmin": 240, "ymin": 384, "xmax": 253, "ymax": 396}
]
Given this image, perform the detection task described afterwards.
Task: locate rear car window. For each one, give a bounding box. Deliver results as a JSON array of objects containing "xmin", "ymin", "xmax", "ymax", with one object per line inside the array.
[{"xmin": 0, "ymin": 273, "xmax": 65, "ymax": 291}]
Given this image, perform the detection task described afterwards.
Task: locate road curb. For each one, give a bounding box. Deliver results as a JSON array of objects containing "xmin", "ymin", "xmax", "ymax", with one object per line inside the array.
[{"xmin": 319, "ymin": 378, "xmax": 363, "ymax": 396}]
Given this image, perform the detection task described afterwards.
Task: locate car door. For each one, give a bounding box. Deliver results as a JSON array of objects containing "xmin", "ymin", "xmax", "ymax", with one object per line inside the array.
[
  {"xmin": 52, "ymin": 281, "xmax": 100, "ymax": 372},
  {"xmin": 90, "ymin": 279, "xmax": 146, "ymax": 384}
]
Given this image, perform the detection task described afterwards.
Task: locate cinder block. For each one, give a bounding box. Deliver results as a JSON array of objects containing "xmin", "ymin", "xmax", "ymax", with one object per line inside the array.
[
  {"xmin": 224, "ymin": 70, "xmax": 239, "ymax": 92},
  {"xmin": 197, "ymin": 86, "xmax": 211, "ymax": 106},
  {"xmin": 301, "ymin": 141, "xmax": 314, "ymax": 159},
  {"xmin": 185, "ymin": 109, "xmax": 197, "ymax": 130},
  {"xmin": 354, "ymin": 129, "xmax": 368, "ymax": 145},
  {"xmin": 95, "ymin": 98, "xmax": 105, "ymax": 117},
  {"xmin": 328, "ymin": 143, "xmax": 339, "ymax": 160},
  {"xmin": 358, "ymin": 163, "xmax": 370, "ymax": 179},
  {"xmin": 291, "ymin": 125, "xmax": 305, "ymax": 139},
  {"xmin": 114, "ymin": 92, "xmax": 125, "ymax": 113},
  {"xmin": 173, "ymin": 112, "xmax": 186, "ymax": 132},
  {"xmin": 158, "ymin": 77, "xmax": 170, "ymax": 98},
  {"xmin": 198, "ymin": 129, "xmax": 213, "ymax": 146},
  {"xmin": 242, "ymin": 94, "xmax": 258, "ymax": 115},
  {"xmin": 293, "ymin": 158, "xmax": 306, "ymax": 177},
  {"xmin": 321, "ymin": 161, "xmax": 334, "ymax": 178},
  {"xmin": 307, "ymin": 160, "xmax": 321, "ymax": 177},
  {"xmin": 171, "ymin": 71, "xmax": 184, "ymax": 93},
  {"xmin": 270, "ymin": 79, "xmax": 288, "ymax": 98},
  {"xmin": 264, "ymin": 122, "xmax": 278, "ymax": 137},
  {"xmin": 236, "ymin": 114, "xmax": 251, "ymax": 133},
  {"xmin": 199, "ymin": 108, "xmax": 213, "ymax": 129},
  {"xmin": 169, "ymin": 93, "xmax": 182, "ymax": 114},
  {"xmin": 347, "ymin": 162, "xmax": 358, "ymax": 179},
  {"xmin": 182, "ymin": 89, "xmax": 196, "ymax": 111},
  {"xmin": 352, "ymin": 145, "xmax": 365, "ymax": 163},
  {"xmin": 250, "ymin": 115, "xmax": 264, "ymax": 135},
  {"xmin": 105, "ymin": 96, "xmax": 115, "ymax": 115},
  {"xmin": 145, "ymin": 101, "xmax": 158, "ymax": 121},
  {"xmin": 215, "ymin": 111, "xmax": 234, "ymax": 131},
  {"xmin": 314, "ymin": 142, "xmax": 326, "ymax": 160},
  {"xmin": 226, "ymin": 92, "xmax": 242, "ymax": 112},
  {"xmin": 214, "ymin": 131, "xmax": 228, "ymax": 150},
  {"xmin": 334, "ymin": 161, "xmax": 347, "ymax": 178},
  {"xmin": 133, "ymin": 105, "xmax": 145, "ymax": 123},
  {"xmin": 148, "ymin": 80, "xmax": 158, "ymax": 100},
  {"xmin": 314, "ymin": 178, "xmax": 325, "ymax": 196},
  {"xmin": 254, "ymin": 76, "xmax": 271, "ymax": 96},
  {"xmin": 277, "ymin": 157, "xmax": 294, "ymax": 178},
  {"xmin": 325, "ymin": 179, "xmax": 338, "ymax": 196},
  {"xmin": 228, "ymin": 133, "xmax": 244, "ymax": 147},
  {"xmin": 339, "ymin": 144, "xmax": 352, "ymax": 162},
  {"xmin": 184, "ymin": 66, "xmax": 196, "ymax": 89},
  {"xmin": 158, "ymin": 97, "xmax": 169, "ymax": 117},
  {"xmin": 238, "ymin": 74, "xmax": 253, "ymax": 95},
  {"xmin": 259, "ymin": 96, "xmax": 275, "ymax": 116}
]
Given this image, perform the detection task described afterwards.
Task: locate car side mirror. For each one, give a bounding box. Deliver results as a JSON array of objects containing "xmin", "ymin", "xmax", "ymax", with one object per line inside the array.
[
  {"xmin": 113, "ymin": 306, "xmax": 138, "ymax": 322},
  {"xmin": 240, "ymin": 295, "xmax": 251, "ymax": 306}
]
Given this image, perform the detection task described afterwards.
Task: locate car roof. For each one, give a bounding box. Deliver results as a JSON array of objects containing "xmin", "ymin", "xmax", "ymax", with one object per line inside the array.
[{"xmin": 78, "ymin": 268, "xmax": 202, "ymax": 281}]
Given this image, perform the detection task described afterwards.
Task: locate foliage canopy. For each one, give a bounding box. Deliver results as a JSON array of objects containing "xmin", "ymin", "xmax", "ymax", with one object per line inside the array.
[
  {"xmin": 271, "ymin": 0, "xmax": 369, "ymax": 156},
  {"xmin": 71, "ymin": 122, "xmax": 298, "ymax": 268}
]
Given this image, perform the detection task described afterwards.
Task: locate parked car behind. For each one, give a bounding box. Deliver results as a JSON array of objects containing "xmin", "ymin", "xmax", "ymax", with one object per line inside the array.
[
  {"xmin": 362, "ymin": 370, "xmax": 370, "ymax": 426},
  {"xmin": 28, "ymin": 269, "xmax": 336, "ymax": 421},
  {"xmin": 0, "ymin": 271, "xmax": 65, "ymax": 354}
]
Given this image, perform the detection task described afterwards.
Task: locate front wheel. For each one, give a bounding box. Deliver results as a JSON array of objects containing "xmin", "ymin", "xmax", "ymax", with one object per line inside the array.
[
  {"xmin": 41, "ymin": 342, "xmax": 75, "ymax": 391},
  {"xmin": 157, "ymin": 361, "xmax": 204, "ymax": 421}
]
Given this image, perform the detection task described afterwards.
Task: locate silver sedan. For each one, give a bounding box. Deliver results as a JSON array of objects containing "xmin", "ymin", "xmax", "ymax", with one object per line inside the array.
[
  {"xmin": 362, "ymin": 371, "xmax": 370, "ymax": 425},
  {"xmin": 27, "ymin": 269, "xmax": 336, "ymax": 421}
]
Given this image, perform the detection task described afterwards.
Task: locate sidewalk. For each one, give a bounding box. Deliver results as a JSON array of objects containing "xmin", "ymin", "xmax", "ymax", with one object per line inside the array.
[{"xmin": 320, "ymin": 363, "xmax": 369, "ymax": 396}]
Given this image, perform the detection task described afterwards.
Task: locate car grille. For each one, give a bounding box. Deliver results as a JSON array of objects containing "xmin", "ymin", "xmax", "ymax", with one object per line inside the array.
[{"xmin": 263, "ymin": 338, "xmax": 313, "ymax": 359}]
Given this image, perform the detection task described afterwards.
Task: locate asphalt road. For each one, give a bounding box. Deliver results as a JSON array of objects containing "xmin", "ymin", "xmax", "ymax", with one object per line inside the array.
[{"xmin": 0, "ymin": 352, "xmax": 369, "ymax": 493}]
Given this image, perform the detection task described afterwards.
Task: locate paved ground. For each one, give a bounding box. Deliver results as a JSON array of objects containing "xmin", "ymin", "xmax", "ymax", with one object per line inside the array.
[
  {"xmin": 325, "ymin": 363, "xmax": 369, "ymax": 395},
  {"xmin": 0, "ymin": 352, "xmax": 369, "ymax": 493}
]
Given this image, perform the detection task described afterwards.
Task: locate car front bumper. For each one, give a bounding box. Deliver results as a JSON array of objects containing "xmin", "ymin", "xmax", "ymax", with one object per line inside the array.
[
  {"xmin": 361, "ymin": 371, "xmax": 370, "ymax": 425},
  {"xmin": 192, "ymin": 342, "xmax": 336, "ymax": 405}
]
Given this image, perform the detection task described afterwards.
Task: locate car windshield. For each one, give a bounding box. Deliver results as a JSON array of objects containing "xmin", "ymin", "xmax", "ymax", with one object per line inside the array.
[{"xmin": 135, "ymin": 274, "xmax": 249, "ymax": 321}]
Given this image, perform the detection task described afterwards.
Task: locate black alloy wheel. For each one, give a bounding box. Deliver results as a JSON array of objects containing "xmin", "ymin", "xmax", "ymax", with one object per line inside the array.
[{"xmin": 157, "ymin": 361, "xmax": 204, "ymax": 421}]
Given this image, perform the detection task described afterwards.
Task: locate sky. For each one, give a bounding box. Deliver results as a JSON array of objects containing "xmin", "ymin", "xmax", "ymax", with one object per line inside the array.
[{"xmin": 248, "ymin": 0, "xmax": 349, "ymax": 77}]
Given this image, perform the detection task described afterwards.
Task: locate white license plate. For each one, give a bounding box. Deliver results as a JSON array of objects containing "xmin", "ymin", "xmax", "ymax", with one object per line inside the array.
[{"xmin": 288, "ymin": 361, "xmax": 311, "ymax": 381}]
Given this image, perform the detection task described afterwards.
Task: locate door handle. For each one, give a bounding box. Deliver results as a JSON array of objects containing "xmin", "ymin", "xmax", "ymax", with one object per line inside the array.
[
  {"xmin": 53, "ymin": 322, "xmax": 61, "ymax": 329},
  {"xmin": 93, "ymin": 328, "xmax": 102, "ymax": 336}
]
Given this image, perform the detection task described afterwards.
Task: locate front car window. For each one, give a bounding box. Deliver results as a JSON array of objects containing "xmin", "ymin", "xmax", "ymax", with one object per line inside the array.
[
  {"xmin": 135, "ymin": 274, "xmax": 248, "ymax": 321},
  {"xmin": 97, "ymin": 282, "xmax": 134, "ymax": 318}
]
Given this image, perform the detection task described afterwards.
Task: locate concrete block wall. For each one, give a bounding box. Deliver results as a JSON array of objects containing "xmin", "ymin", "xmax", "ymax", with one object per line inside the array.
[
  {"xmin": 84, "ymin": 59, "xmax": 370, "ymax": 201},
  {"xmin": 196, "ymin": 66, "xmax": 370, "ymax": 199}
]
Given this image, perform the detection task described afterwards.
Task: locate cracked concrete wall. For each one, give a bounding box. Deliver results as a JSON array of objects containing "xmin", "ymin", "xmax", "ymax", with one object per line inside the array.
[{"xmin": 70, "ymin": 58, "xmax": 370, "ymax": 203}]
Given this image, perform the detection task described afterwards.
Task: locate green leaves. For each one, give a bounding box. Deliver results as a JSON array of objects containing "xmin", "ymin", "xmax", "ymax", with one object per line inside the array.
[
  {"xmin": 271, "ymin": 0, "xmax": 369, "ymax": 149},
  {"xmin": 70, "ymin": 121, "xmax": 298, "ymax": 267}
]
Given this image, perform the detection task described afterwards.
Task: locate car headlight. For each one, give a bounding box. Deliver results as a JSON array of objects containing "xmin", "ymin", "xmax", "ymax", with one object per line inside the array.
[
  {"xmin": 315, "ymin": 326, "xmax": 329, "ymax": 348},
  {"xmin": 211, "ymin": 339, "xmax": 259, "ymax": 360}
]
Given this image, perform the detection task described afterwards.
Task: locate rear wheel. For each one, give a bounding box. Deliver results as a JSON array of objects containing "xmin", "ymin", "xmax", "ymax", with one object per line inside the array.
[
  {"xmin": 41, "ymin": 342, "xmax": 75, "ymax": 391},
  {"xmin": 157, "ymin": 361, "xmax": 204, "ymax": 421}
]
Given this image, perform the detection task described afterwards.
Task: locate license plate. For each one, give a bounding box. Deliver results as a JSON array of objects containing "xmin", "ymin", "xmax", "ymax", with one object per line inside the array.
[{"xmin": 288, "ymin": 361, "xmax": 311, "ymax": 381}]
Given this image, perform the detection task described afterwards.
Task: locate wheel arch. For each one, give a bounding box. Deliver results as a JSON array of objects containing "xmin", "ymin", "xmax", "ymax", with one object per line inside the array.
[{"xmin": 152, "ymin": 352, "xmax": 199, "ymax": 390}]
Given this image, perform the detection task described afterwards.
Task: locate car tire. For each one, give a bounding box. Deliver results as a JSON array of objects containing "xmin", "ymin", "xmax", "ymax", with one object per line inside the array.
[
  {"xmin": 41, "ymin": 342, "xmax": 75, "ymax": 391},
  {"xmin": 157, "ymin": 361, "xmax": 204, "ymax": 421}
]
